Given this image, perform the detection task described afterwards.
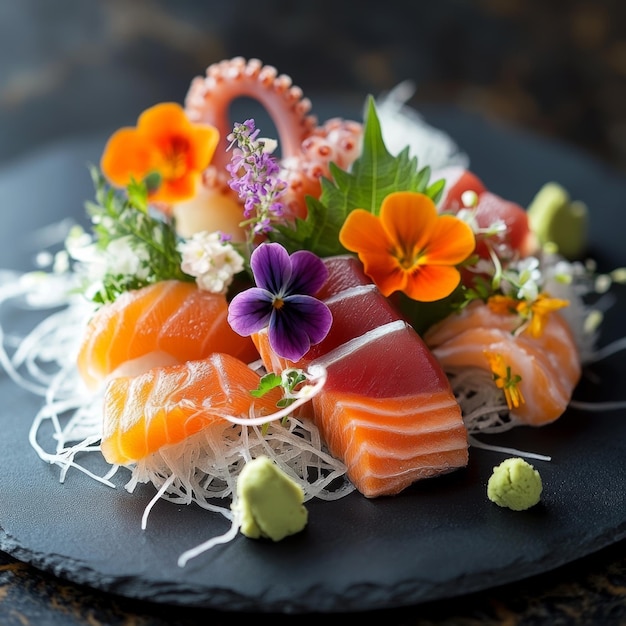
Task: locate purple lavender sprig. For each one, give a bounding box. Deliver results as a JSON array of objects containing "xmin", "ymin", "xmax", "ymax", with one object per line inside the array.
[{"xmin": 226, "ymin": 119, "xmax": 287, "ymax": 248}]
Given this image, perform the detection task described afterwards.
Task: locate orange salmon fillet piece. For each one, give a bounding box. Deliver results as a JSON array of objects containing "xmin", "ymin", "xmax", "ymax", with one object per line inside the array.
[
  {"xmin": 77, "ymin": 280, "xmax": 258, "ymax": 390},
  {"xmin": 100, "ymin": 353, "xmax": 281, "ymax": 465},
  {"xmin": 424, "ymin": 301, "xmax": 581, "ymax": 426}
]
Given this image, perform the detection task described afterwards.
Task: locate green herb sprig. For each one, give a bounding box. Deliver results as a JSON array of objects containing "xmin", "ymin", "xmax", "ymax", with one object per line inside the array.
[
  {"xmin": 84, "ymin": 167, "xmax": 193, "ymax": 305},
  {"xmin": 251, "ymin": 369, "xmax": 308, "ymax": 433},
  {"xmin": 271, "ymin": 96, "xmax": 445, "ymax": 257}
]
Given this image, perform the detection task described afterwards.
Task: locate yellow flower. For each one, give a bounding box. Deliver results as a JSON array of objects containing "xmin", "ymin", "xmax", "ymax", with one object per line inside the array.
[
  {"xmin": 486, "ymin": 294, "xmax": 519, "ymax": 316},
  {"xmin": 487, "ymin": 293, "xmax": 569, "ymax": 338},
  {"xmin": 338, "ymin": 191, "xmax": 475, "ymax": 302},
  {"xmin": 100, "ymin": 102, "xmax": 219, "ymax": 205},
  {"xmin": 484, "ymin": 351, "xmax": 525, "ymax": 410},
  {"xmin": 517, "ymin": 293, "xmax": 569, "ymax": 338}
]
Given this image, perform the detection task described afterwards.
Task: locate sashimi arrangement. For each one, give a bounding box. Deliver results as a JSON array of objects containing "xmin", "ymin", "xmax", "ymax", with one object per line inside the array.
[{"xmin": 2, "ymin": 56, "xmax": 625, "ymax": 566}]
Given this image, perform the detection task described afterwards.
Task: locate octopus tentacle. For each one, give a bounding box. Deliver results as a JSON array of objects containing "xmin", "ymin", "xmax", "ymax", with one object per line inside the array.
[
  {"xmin": 183, "ymin": 57, "xmax": 363, "ymax": 226},
  {"xmin": 185, "ymin": 57, "xmax": 318, "ymax": 171},
  {"xmin": 280, "ymin": 118, "xmax": 363, "ymax": 217}
]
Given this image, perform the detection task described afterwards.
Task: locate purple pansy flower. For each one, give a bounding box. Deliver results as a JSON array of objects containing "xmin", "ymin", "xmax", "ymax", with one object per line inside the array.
[{"xmin": 227, "ymin": 243, "xmax": 332, "ymax": 362}]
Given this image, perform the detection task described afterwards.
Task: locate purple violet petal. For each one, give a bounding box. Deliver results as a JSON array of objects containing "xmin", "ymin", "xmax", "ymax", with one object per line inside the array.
[
  {"xmin": 268, "ymin": 295, "xmax": 333, "ymax": 361},
  {"xmin": 268, "ymin": 311, "xmax": 311, "ymax": 362},
  {"xmin": 283, "ymin": 294, "xmax": 333, "ymax": 345},
  {"xmin": 286, "ymin": 250, "xmax": 329, "ymax": 296},
  {"xmin": 250, "ymin": 243, "xmax": 292, "ymax": 294},
  {"xmin": 227, "ymin": 288, "xmax": 274, "ymax": 336}
]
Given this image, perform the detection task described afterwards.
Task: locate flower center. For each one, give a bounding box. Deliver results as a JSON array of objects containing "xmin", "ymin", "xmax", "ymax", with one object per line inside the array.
[
  {"xmin": 394, "ymin": 242, "xmax": 423, "ymax": 270},
  {"xmin": 273, "ymin": 297, "xmax": 285, "ymax": 310},
  {"xmin": 161, "ymin": 136, "xmax": 190, "ymax": 180}
]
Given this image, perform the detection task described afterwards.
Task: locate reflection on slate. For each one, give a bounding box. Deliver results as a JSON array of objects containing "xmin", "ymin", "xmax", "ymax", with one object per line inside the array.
[{"xmin": 0, "ymin": 0, "xmax": 625, "ymax": 173}]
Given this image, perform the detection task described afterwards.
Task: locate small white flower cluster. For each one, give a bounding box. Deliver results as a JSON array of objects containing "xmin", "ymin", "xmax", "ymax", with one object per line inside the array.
[
  {"xmin": 501, "ymin": 257, "xmax": 542, "ymax": 301},
  {"xmin": 179, "ymin": 231, "xmax": 245, "ymax": 294},
  {"xmin": 64, "ymin": 225, "xmax": 151, "ymax": 299}
]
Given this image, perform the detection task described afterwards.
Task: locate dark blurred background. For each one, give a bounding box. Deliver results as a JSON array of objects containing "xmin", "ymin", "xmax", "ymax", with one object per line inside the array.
[{"xmin": 1, "ymin": 0, "xmax": 625, "ymax": 173}]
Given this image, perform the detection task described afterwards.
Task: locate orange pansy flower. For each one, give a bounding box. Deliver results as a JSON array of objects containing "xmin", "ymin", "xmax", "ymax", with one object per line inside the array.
[
  {"xmin": 338, "ymin": 191, "xmax": 475, "ymax": 302},
  {"xmin": 100, "ymin": 102, "xmax": 219, "ymax": 205}
]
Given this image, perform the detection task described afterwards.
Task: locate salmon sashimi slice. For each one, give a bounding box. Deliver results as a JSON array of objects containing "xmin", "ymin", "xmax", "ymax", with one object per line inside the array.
[
  {"xmin": 253, "ymin": 255, "xmax": 468, "ymax": 498},
  {"xmin": 100, "ymin": 352, "xmax": 281, "ymax": 465},
  {"xmin": 77, "ymin": 280, "xmax": 258, "ymax": 390},
  {"xmin": 423, "ymin": 300, "xmax": 581, "ymax": 426}
]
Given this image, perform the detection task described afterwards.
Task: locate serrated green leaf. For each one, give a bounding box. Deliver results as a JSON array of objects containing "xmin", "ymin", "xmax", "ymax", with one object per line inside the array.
[{"xmin": 270, "ymin": 95, "xmax": 445, "ymax": 258}]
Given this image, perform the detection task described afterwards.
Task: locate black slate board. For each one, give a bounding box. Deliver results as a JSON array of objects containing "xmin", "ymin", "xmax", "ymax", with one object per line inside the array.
[{"xmin": 0, "ymin": 106, "xmax": 625, "ymax": 614}]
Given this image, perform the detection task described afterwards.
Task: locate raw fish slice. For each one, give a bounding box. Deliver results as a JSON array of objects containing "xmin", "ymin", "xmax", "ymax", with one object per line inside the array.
[
  {"xmin": 77, "ymin": 280, "xmax": 258, "ymax": 390},
  {"xmin": 308, "ymin": 321, "xmax": 468, "ymax": 497},
  {"xmin": 315, "ymin": 254, "xmax": 374, "ymax": 299},
  {"xmin": 424, "ymin": 301, "xmax": 581, "ymax": 426},
  {"xmin": 253, "ymin": 256, "xmax": 468, "ymax": 498},
  {"xmin": 101, "ymin": 353, "xmax": 281, "ymax": 465},
  {"xmin": 253, "ymin": 283, "xmax": 401, "ymax": 372},
  {"xmin": 437, "ymin": 167, "xmax": 537, "ymax": 259}
]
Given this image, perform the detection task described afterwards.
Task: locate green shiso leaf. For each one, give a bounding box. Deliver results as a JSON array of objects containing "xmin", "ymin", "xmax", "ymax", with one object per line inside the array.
[{"xmin": 271, "ymin": 95, "xmax": 445, "ymax": 257}]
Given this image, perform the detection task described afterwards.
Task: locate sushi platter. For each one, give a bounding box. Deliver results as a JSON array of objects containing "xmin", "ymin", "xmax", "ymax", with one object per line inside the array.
[{"xmin": 0, "ymin": 100, "xmax": 624, "ymax": 613}]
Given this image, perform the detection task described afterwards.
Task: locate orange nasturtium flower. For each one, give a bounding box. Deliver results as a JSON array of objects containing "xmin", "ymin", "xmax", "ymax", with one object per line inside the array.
[
  {"xmin": 484, "ymin": 351, "xmax": 525, "ymax": 410},
  {"xmin": 100, "ymin": 102, "xmax": 219, "ymax": 205},
  {"xmin": 339, "ymin": 191, "xmax": 476, "ymax": 302}
]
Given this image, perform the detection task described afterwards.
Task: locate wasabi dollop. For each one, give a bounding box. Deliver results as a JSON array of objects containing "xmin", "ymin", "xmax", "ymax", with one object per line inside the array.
[
  {"xmin": 487, "ymin": 457, "xmax": 543, "ymax": 511},
  {"xmin": 232, "ymin": 456, "xmax": 308, "ymax": 541},
  {"xmin": 527, "ymin": 182, "xmax": 588, "ymax": 260}
]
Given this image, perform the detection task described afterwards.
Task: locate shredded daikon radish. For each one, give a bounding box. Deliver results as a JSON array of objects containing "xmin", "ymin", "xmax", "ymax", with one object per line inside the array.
[
  {"xmin": 0, "ymin": 265, "xmax": 353, "ymax": 508},
  {"xmin": 127, "ymin": 416, "xmax": 354, "ymax": 510}
]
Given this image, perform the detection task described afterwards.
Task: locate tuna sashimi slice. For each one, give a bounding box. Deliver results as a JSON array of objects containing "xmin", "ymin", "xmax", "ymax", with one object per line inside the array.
[
  {"xmin": 309, "ymin": 320, "xmax": 468, "ymax": 497},
  {"xmin": 253, "ymin": 256, "xmax": 468, "ymax": 498},
  {"xmin": 253, "ymin": 283, "xmax": 401, "ymax": 373}
]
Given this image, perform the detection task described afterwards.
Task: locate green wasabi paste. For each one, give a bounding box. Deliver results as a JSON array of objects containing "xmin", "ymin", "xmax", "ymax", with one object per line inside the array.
[
  {"xmin": 233, "ymin": 456, "xmax": 308, "ymax": 541},
  {"xmin": 487, "ymin": 457, "xmax": 543, "ymax": 511}
]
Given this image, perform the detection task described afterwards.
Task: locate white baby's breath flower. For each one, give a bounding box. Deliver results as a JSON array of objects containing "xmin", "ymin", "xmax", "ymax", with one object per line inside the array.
[
  {"xmin": 179, "ymin": 231, "xmax": 245, "ymax": 294},
  {"xmin": 65, "ymin": 226, "xmax": 151, "ymax": 289},
  {"xmin": 105, "ymin": 237, "xmax": 151, "ymax": 279},
  {"xmin": 483, "ymin": 219, "xmax": 507, "ymax": 237},
  {"xmin": 517, "ymin": 277, "xmax": 539, "ymax": 301},
  {"xmin": 461, "ymin": 190, "xmax": 478, "ymax": 209},
  {"xmin": 550, "ymin": 260, "xmax": 575, "ymax": 285},
  {"xmin": 499, "ymin": 257, "xmax": 542, "ymax": 301}
]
